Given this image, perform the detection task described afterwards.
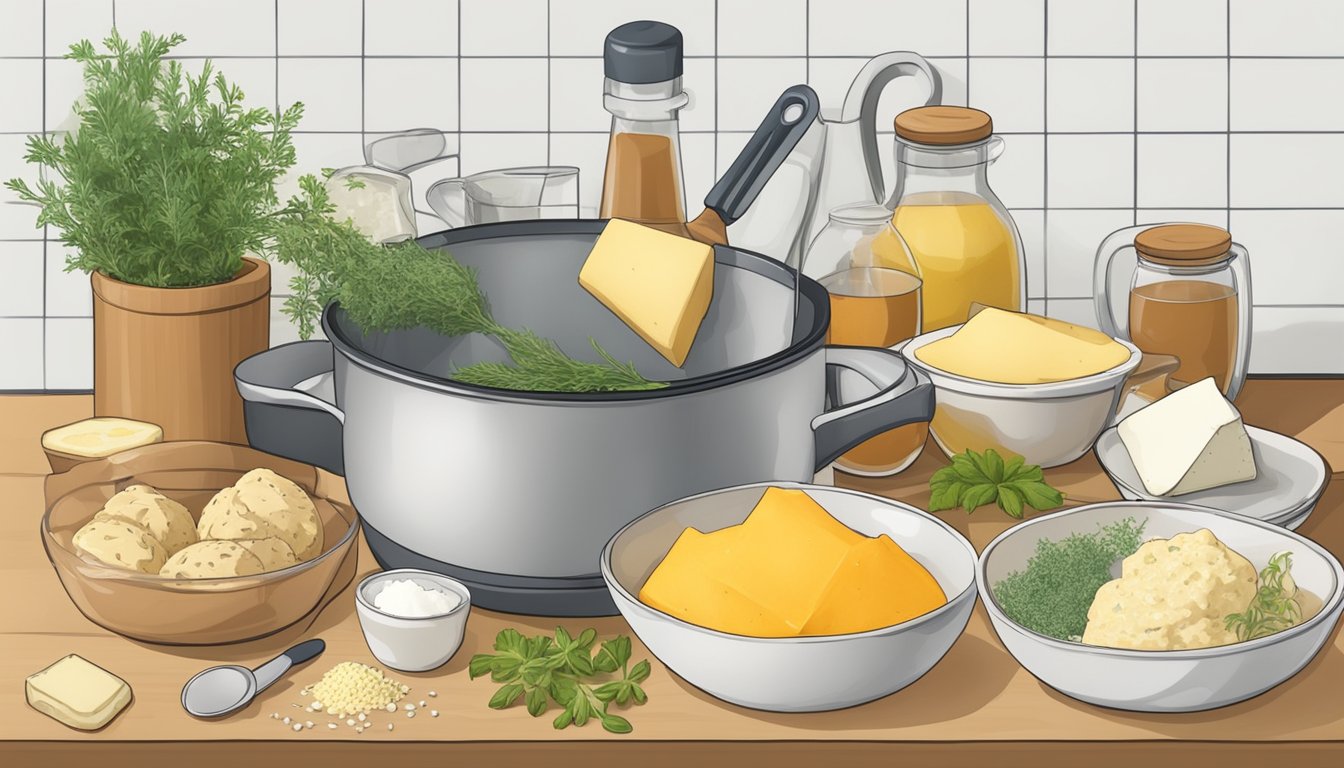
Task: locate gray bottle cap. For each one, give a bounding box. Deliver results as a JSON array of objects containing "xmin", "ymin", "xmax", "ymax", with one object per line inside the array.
[{"xmin": 604, "ymin": 20, "xmax": 683, "ymax": 84}]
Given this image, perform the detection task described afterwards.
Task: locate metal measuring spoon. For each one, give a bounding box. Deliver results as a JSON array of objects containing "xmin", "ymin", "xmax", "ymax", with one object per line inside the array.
[{"xmin": 181, "ymin": 639, "xmax": 326, "ymax": 718}]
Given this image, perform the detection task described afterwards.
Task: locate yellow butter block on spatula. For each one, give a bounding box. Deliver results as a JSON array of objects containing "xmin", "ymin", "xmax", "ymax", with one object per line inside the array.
[
  {"xmin": 26, "ymin": 654, "xmax": 132, "ymax": 730},
  {"xmin": 579, "ymin": 218, "xmax": 714, "ymax": 367}
]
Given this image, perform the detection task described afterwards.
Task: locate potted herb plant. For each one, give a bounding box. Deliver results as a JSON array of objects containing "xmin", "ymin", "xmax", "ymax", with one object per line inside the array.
[{"xmin": 6, "ymin": 31, "xmax": 302, "ymax": 442}]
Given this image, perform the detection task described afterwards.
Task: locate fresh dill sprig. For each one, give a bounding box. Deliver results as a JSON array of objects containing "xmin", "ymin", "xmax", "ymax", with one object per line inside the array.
[
  {"xmin": 1225, "ymin": 551, "xmax": 1302, "ymax": 642},
  {"xmin": 992, "ymin": 517, "xmax": 1146, "ymax": 641},
  {"xmin": 271, "ymin": 174, "xmax": 665, "ymax": 393}
]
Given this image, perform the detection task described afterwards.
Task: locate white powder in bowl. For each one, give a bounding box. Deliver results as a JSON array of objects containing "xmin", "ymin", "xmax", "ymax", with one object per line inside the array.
[{"xmin": 373, "ymin": 579, "xmax": 461, "ymax": 618}]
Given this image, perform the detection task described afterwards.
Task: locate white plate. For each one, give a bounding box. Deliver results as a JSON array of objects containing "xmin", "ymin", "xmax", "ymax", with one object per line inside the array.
[{"xmin": 1094, "ymin": 425, "xmax": 1329, "ymax": 529}]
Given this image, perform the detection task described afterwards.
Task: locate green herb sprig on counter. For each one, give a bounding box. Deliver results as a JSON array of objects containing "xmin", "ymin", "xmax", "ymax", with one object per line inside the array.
[
  {"xmin": 928, "ymin": 449, "xmax": 1064, "ymax": 518},
  {"xmin": 992, "ymin": 517, "xmax": 1146, "ymax": 641},
  {"xmin": 271, "ymin": 174, "xmax": 664, "ymax": 392},
  {"xmin": 1225, "ymin": 551, "xmax": 1303, "ymax": 642},
  {"xmin": 5, "ymin": 31, "xmax": 301, "ymax": 287},
  {"xmin": 468, "ymin": 628, "xmax": 651, "ymax": 734}
]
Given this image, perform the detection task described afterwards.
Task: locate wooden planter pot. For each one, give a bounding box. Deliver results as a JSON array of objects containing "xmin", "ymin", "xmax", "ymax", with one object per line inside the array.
[{"xmin": 90, "ymin": 257, "xmax": 270, "ymax": 443}]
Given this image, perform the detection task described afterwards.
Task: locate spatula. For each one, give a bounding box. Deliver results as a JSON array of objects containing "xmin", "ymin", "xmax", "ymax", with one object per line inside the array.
[{"xmin": 685, "ymin": 84, "xmax": 820, "ymax": 246}]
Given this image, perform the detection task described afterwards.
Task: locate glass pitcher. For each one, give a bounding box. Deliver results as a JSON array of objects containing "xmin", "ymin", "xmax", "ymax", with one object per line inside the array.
[
  {"xmin": 598, "ymin": 20, "xmax": 690, "ymax": 236},
  {"xmin": 804, "ymin": 203, "xmax": 928, "ymax": 477},
  {"xmin": 1094, "ymin": 223, "xmax": 1252, "ymax": 400},
  {"xmin": 871, "ymin": 106, "xmax": 1025, "ymax": 331}
]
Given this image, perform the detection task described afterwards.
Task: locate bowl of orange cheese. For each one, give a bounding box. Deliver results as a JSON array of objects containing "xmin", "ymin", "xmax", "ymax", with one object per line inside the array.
[{"xmin": 600, "ymin": 483, "xmax": 977, "ymax": 712}]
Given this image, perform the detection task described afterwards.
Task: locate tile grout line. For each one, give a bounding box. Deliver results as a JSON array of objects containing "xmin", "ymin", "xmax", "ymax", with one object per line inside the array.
[
  {"xmin": 713, "ymin": 0, "xmax": 719, "ymax": 178},
  {"xmin": 361, "ymin": 0, "xmax": 366, "ymax": 147},
  {"xmin": 1227, "ymin": 0, "xmax": 1232, "ymax": 224},
  {"xmin": 3, "ymin": 53, "xmax": 1342, "ymax": 60},
  {"xmin": 457, "ymin": 0, "xmax": 462, "ymax": 169},
  {"xmin": 546, "ymin": 0, "xmax": 552, "ymax": 169},
  {"xmin": 41, "ymin": 0, "xmax": 47, "ymax": 390},
  {"xmin": 1132, "ymin": 0, "xmax": 1138, "ymax": 226},
  {"xmin": 1042, "ymin": 0, "xmax": 1049, "ymax": 317}
]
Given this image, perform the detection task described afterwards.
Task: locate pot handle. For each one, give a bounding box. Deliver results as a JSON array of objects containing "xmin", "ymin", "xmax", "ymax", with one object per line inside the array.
[
  {"xmin": 234, "ymin": 341, "xmax": 346, "ymax": 425},
  {"xmin": 811, "ymin": 346, "xmax": 935, "ymax": 471}
]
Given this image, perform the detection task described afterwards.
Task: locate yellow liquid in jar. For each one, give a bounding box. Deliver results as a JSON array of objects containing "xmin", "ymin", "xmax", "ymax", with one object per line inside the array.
[{"xmin": 872, "ymin": 192, "xmax": 1022, "ymax": 331}]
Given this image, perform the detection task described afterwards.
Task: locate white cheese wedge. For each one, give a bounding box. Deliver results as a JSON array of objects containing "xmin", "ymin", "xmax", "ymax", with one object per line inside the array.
[
  {"xmin": 26, "ymin": 655, "xmax": 132, "ymax": 731},
  {"xmin": 1117, "ymin": 377, "xmax": 1257, "ymax": 496},
  {"xmin": 578, "ymin": 218, "xmax": 714, "ymax": 367}
]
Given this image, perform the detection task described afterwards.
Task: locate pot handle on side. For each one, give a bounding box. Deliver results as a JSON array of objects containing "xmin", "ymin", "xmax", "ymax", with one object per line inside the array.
[
  {"xmin": 234, "ymin": 341, "xmax": 347, "ymax": 474},
  {"xmin": 811, "ymin": 346, "xmax": 935, "ymax": 472}
]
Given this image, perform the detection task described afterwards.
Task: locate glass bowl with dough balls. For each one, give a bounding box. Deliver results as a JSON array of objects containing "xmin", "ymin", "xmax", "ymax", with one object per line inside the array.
[{"xmin": 41, "ymin": 442, "xmax": 359, "ymax": 645}]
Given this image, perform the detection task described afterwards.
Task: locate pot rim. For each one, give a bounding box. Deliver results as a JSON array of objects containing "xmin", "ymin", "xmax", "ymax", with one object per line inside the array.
[
  {"xmin": 322, "ymin": 220, "xmax": 832, "ymax": 403},
  {"xmin": 91, "ymin": 256, "xmax": 271, "ymax": 316}
]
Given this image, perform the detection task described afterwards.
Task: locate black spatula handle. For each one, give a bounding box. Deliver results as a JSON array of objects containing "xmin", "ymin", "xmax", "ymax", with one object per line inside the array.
[{"xmin": 702, "ymin": 84, "xmax": 820, "ymax": 227}]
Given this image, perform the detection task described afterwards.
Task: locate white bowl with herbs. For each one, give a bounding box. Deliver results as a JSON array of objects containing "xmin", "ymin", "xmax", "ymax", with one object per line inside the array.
[{"xmin": 977, "ymin": 501, "xmax": 1344, "ymax": 712}]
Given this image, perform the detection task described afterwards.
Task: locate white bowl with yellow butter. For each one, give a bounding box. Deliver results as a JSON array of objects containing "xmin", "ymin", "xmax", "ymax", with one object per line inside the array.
[{"xmin": 902, "ymin": 309, "xmax": 1142, "ymax": 468}]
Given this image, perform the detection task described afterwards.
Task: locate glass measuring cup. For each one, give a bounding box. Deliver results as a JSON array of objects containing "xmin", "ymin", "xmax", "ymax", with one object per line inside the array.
[{"xmin": 425, "ymin": 166, "xmax": 580, "ymax": 227}]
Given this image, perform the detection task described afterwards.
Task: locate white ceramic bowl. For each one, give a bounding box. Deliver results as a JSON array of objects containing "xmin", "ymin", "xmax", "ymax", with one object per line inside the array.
[
  {"xmin": 902, "ymin": 325, "xmax": 1142, "ymax": 468},
  {"xmin": 601, "ymin": 482, "xmax": 978, "ymax": 712},
  {"xmin": 355, "ymin": 569, "xmax": 472, "ymax": 672},
  {"xmin": 978, "ymin": 501, "xmax": 1344, "ymax": 712}
]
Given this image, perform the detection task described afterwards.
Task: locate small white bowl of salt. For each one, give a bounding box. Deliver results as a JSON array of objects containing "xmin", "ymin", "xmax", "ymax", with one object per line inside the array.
[{"xmin": 355, "ymin": 568, "xmax": 472, "ymax": 672}]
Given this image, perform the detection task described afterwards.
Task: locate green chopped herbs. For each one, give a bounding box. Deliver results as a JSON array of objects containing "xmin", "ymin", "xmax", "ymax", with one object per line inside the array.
[
  {"xmin": 1226, "ymin": 551, "xmax": 1303, "ymax": 642},
  {"xmin": 272, "ymin": 175, "xmax": 664, "ymax": 393},
  {"xmin": 469, "ymin": 628, "xmax": 650, "ymax": 734},
  {"xmin": 992, "ymin": 517, "xmax": 1146, "ymax": 641},
  {"xmin": 928, "ymin": 449, "xmax": 1064, "ymax": 518}
]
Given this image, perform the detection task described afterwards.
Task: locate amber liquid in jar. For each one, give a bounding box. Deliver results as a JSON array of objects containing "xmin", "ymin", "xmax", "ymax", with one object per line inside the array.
[
  {"xmin": 600, "ymin": 133, "xmax": 688, "ymax": 236},
  {"xmin": 1128, "ymin": 279, "xmax": 1238, "ymax": 393},
  {"xmin": 821, "ymin": 268, "xmax": 927, "ymax": 475}
]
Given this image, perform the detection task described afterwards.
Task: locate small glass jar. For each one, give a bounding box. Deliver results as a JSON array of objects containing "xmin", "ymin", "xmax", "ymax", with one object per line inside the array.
[
  {"xmin": 1095, "ymin": 223, "xmax": 1252, "ymax": 400},
  {"xmin": 804, "ymin": 203, "xmax": 928, "ymax": 477}
]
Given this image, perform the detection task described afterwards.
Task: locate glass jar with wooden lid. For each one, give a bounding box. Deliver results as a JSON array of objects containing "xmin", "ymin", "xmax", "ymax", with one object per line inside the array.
[
  {"xmin": 1094, "ymin": 223, "xmax": 1252, "ymax": 400},
  {"xmin": 869, "ymin": 106, "xmax": 1026, "ymax": 331}
]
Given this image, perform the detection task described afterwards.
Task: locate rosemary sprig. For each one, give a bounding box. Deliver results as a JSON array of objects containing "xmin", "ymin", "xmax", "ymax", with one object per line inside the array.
[{"xmin": 1225, "ymin": 551, "xmax": 1302, "ymax": 642}]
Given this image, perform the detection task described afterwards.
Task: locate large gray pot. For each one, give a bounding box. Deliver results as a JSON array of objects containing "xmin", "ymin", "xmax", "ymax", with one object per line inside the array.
[{"xmin": 237, "ymin": 220, "xmax": 932, "ymax": 615}]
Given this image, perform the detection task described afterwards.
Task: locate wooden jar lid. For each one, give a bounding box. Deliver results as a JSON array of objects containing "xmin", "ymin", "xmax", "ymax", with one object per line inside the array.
[
  {"xmin": 1134, "ymin": 224, "xmax": 1232, "ymax": 266},
  {"xmin": 894, "ymin": 106, "xmax": 993, "ymax": 145}
]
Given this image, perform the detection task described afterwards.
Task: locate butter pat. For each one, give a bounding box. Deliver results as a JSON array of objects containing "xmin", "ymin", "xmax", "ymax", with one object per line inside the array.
[
  {"xmin": 26, "ymin": 654, "xmax": 132, "ymax": 731},
  {"xmin": 1117, "ymin": 377, "xmax": 1257, "ymax": 496},
  {"xmin": 42, "ymin": 418, "xmax": 162, "ymax": 459},
  {"xmin": 579, "ymin": 218, "xmax": 714, "ymax": 367},
  {"xmin": 914, "ymin": 308, "xmax": 1131, "ymax": 384}
]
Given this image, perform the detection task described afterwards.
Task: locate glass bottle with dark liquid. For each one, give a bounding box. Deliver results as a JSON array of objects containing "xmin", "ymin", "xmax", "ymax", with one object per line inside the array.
[{"xmin": 598, "ymin": 21, "xmax": 690, "ymax": 237}]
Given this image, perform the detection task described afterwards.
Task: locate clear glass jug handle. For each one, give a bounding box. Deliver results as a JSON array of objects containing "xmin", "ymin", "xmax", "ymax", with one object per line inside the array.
[
  {"xmin": 1225, "ymin": 243, "xmax": 1253, "ymax": 401},
  {"xmin": 1093, "ymin": 225, "xmax": 1150, "ymax": 338},
  {"xmin": 986, "ymin": 136, "xmax": 1006, "ymax": 165},
  {"xmin": 842, "ymin": 52, "xmax": 943, "ymax": 203},
  {"xmin": 425, "ymin": 178, "xmax": 468, "ymax": 228}
]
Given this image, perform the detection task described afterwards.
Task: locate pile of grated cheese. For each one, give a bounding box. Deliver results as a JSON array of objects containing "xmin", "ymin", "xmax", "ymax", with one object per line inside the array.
[{"xmin": 300, "ymin": 661, "xmax": 409, "ymax": 717}]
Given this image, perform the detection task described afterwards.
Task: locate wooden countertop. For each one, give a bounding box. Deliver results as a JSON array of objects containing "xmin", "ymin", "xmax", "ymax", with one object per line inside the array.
[{"xmin": 3, "ymin": 380, "xmax": 1343, "ymax": 767}]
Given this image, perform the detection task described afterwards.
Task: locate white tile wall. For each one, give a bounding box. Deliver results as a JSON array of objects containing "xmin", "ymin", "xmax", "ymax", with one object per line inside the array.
[{"xmin": 1, "ymin": 0, "xmax": 1342, "ymax": 390}]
